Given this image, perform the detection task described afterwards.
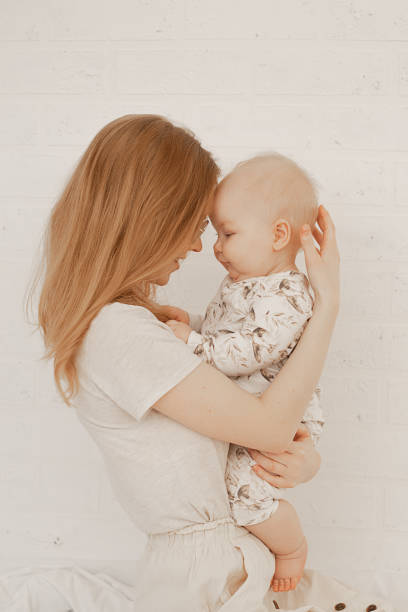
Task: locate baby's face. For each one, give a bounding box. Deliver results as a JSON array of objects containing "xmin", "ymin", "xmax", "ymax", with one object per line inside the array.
[{"xmin": 210, "ymin": 171, "xmax": 277, "ymax": 282}]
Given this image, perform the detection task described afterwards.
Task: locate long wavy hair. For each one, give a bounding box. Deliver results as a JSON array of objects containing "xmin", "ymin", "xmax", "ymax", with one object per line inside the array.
[{"xmin": 25, "ymin": 114, "xmax": 220, "ymax": 406}]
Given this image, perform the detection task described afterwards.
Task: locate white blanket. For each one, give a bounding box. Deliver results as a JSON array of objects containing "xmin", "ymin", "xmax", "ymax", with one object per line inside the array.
[{"xmin": 0, "ymin": 566, "xmax": 397, "ymax": 612}]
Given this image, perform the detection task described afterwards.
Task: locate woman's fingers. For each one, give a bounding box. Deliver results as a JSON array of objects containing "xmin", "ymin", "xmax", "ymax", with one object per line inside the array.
[
  {"xmin": 316, "ymin": 205, "xmax": 337, "ymax": 256},
  {"xmin": 299, "ymin": 204, "xmax": 340, "ymax": 306},
  {"xmin": 251, "ymin": 465, "xmax": 296, "ymax": 489},
  {"xmin": 312, "ymin": 224, "xmax": 324, "ymax": 247},
  {"xmin": 302, "ymin": 206, "xmax": 338, "ymax": 261},
  {"xmin": 300, "ymin": 224, "xmax": 319, "ymax": 268},
  {"xmin": 248, "ymin": 449, "xmax": 288, "ymax": 475}
]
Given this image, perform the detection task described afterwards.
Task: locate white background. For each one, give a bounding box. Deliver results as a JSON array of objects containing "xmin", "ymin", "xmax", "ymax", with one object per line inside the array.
[{"xmin": 1, "ymin": 0, "xmax": 407, "ymax": 609}]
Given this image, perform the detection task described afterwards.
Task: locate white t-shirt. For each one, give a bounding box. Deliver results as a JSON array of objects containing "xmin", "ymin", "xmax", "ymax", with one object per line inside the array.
[
  {"xmin": 73, "ymin": 302, "xmax": 231, "ymax": 535},
  {"xmin": 20, "ymin": 303, "xmax": 391, "ymax": 611}
]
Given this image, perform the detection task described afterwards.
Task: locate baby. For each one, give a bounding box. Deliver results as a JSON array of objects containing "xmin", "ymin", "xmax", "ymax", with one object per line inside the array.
[{"xmin": 166, "ymin": 153, "xmax": 324, "ymax": 593}]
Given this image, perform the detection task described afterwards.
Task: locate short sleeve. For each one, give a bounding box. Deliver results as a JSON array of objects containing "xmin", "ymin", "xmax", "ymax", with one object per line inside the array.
[{"xmin": 82, "ymin": 303, "xmax": 202, "ymax": 421}]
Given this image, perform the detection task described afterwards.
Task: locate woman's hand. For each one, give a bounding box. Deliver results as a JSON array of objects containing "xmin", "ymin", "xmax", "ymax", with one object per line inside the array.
[
  {"xmin": 247, "ymin": 426, "xmax": 321, "ymax": 488},
  {"xmin": 166, "ymin": 319, "xmax": 193, "ymax": 343},
  {"xmin": 300, "ymin": 205, "xmax": 340, "ymax": 309},
  {"xmin": 161, "ymin": 305, "xmax": 190, "ymax": 324}
]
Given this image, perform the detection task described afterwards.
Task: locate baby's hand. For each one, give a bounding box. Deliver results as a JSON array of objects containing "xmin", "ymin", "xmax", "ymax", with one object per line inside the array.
[
  {"xmin": 166, "ymin": 319, "xmax": 193, "ymax": 343},
  {"xmin": 161, "ymin": 304, "xmax": 190, "ymax": 324}
]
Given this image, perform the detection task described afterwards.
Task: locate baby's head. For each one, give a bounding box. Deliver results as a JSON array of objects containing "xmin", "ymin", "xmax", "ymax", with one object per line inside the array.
[{"xmin": 210, "ymin": 153, "xmax": 318, "ymax": 282}]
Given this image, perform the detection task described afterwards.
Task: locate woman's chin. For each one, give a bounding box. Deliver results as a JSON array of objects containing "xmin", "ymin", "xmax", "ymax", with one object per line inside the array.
[
  {"xmin": 153, "ymin": 262, "xmax": 180, "ymax": 285},
  {"xmin": 153, "ymin": 272, "xmax": 171, "ymax": 285}
]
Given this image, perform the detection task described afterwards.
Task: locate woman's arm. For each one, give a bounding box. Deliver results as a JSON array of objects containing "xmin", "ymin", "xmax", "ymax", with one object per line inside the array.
[{"xmin": 153, "ymin": 206, "xmax": 339, "ymax": 453}]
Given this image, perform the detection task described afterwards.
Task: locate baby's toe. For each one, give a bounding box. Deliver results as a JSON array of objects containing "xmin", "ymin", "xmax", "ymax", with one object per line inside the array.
[{"xmin": 290, "ymin": 577, "xmax": 299, "ymax": 590}]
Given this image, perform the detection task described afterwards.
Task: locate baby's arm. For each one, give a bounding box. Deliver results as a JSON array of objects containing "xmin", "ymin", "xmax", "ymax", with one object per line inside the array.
[{"xmin": 187, "ymin": 293, "xmax": 311, "ymax": 377}]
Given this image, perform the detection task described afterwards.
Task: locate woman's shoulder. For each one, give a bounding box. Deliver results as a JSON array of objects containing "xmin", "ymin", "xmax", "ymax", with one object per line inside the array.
[
  {"xmin": 83, "ymin": 302, "xmax": 174, "ymax": 352},
  {"xmin": 93, "ymin": 301, "xmax": 163, "ymax": 327},
  {"xmin": 76, "ymin": 301, "xmax": 202, "ymax": 422},
  {"xmin": 94, "ymin": 301, "xmax": 156, "ymax": 324}
]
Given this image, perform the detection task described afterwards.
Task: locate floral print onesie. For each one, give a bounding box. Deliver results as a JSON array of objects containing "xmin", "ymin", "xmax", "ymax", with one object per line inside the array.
[{"xmin": 187, "ymin": 270, "xmax": 324, "ymax": 527}]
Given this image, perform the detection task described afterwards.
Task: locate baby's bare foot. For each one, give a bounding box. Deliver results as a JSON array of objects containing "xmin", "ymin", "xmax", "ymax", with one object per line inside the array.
[{"xmin": 270, "ymin": 536, "xmax": 308, "ymax": 592}]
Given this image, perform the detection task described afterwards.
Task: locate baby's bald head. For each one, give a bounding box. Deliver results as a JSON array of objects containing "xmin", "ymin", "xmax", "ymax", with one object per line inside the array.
[{"xmin": 222, "ymin": 153, "xmax": 318, "ymax": 237}]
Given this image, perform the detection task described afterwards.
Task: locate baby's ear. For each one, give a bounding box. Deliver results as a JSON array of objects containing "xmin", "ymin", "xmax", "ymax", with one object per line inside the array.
[{"xmin": 272, "ymin": 218, "xmax": 292, "ymax": 251}]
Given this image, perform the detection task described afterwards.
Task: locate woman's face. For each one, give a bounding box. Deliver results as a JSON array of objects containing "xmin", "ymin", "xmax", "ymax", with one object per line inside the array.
[{"xmin": 152, "ymin": 217, "xmax": 210, "ymax": 286}]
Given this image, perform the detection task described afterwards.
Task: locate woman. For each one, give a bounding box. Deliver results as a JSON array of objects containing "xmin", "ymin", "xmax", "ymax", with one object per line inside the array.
[{"xmin": 24, "ymin": 114, "xmax": 379, "ymax": 612}]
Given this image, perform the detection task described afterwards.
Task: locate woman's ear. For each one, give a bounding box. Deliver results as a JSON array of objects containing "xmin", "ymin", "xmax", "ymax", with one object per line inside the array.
[{"xmin": 272, "ymin": 218, "xmax": 291, "ymax": 251}]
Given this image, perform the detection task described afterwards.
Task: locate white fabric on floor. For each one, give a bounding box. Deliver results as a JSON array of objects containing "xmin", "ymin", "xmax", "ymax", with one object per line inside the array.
[{"xmin": 0, "ymin": 565, "xmax": 395, "ymax": 612}]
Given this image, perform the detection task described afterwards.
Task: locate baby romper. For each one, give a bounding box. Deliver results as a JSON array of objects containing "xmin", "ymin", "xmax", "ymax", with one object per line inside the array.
[{"xmin": 187, "ymin": 270, "xmax": 324, "ymax": 527}]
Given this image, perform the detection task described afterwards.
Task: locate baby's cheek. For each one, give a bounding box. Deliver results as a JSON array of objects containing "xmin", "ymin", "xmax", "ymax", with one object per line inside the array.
[{"xmin": 226, "ymin": 242, "xmax": 241, "ymax": 263}]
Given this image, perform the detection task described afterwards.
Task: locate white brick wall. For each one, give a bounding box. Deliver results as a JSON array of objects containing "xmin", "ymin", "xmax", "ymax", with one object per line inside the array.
[{"xmin": 1, "ymin": 0, "xmax": 407, "ymax": 607}]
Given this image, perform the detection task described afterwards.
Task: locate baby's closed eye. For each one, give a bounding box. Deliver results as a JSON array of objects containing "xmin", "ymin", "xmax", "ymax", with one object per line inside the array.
[{"xmin": 215, "ymin": 231, "xmax": 234, "ymax": 238}]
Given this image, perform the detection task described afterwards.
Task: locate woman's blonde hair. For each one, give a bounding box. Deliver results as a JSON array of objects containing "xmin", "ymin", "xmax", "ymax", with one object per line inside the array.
[{"xmin": 26, "ymin": 114, "xmax": 220, "ymax": 406}]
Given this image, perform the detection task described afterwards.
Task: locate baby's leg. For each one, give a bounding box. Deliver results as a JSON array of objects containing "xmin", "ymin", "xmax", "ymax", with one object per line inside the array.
[{"xmin": 246, "ymin": 499, "xmax": 307, "ymax": 593}]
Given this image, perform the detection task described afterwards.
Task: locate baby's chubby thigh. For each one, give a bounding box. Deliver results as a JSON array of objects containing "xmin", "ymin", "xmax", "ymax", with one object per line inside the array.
[{"xmin": 225, "ymin": 443, "xmax": 285, "ymax": 527}]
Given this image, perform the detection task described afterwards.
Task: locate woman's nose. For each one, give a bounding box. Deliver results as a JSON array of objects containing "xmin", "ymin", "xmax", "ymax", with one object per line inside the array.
[{"xmin": 190, "ymin": 236, "xmax": 203, "ymax": 253}]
